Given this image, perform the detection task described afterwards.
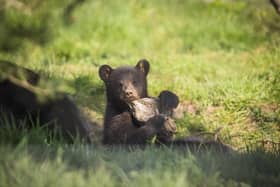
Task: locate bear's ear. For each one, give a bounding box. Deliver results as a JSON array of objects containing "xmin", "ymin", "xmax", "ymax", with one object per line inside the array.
[
  {"xmin": 99, "ymin": 65, "xmax": 113, "ymax": 82},
  {"xmin": 135, "ymin": 59, "xmax": 150, "ymax": 76}
]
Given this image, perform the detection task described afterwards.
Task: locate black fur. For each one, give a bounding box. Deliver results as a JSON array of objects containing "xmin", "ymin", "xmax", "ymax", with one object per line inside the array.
[
  {"xmin": 0, "ymin": 60, "xmax": 92, "ymax": 142},
  {"xmin": 100, "ymin": 59, "xmax": 164, "ymax": 144},
  {"xmin": 99, "ymin": 59, "xmax": 232, "ymax": 152},
  {"xmin": 99, "ymin": 59, "xmax": 179, "ymax": 145}
]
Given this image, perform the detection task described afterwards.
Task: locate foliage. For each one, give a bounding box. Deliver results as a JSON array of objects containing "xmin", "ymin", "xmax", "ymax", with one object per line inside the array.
[{"xmin": 0, "ymin": 0, "xmax": 280, "ymax": 186}]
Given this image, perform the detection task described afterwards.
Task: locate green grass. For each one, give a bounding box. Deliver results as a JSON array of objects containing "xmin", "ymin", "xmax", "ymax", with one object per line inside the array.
[
  {"xmin": 1, "ymin": 143, "xmax": 280, "ymax": 187},
  {"xmin": 0, "ymin": 0, "xmax": 280, "ymax": 186}
]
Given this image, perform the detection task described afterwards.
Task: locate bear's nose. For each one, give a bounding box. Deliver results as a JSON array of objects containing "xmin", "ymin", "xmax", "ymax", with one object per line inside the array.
[{"xmin": 125, "ymin": 90, "xmax": 133, "ymax": 97}]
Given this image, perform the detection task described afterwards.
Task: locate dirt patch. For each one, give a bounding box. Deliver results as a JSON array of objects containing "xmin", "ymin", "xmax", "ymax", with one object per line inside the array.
[
  {"xmin": 206, "ymin": 105, "xmax": 224, "ymax": 116},
  {"xmin": 172, "ymin": 101, "xmax": 200, "ymax": 119},
  {"xmin": 259, "ymin": 103, "xmax": 279, "ymax": 114}
]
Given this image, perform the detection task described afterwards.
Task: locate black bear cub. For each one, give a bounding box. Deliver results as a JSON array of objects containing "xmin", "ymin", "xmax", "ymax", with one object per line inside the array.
[
  {"xmin": 99, "ymin": 59, "xmax": 178, "ymax": 145},
  {"xmin": 99, "ymin": 59, "xmax": 233, "ymax": 152}
]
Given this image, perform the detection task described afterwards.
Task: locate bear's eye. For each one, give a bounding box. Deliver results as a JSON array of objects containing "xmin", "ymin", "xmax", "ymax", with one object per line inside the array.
[
  {"xmin": 119, "ymin": 82, "xmax": 123, "ymax": 87},
  {"xmin": 133, "ymin": 80, "xmax": 137, "ymax": 85}
]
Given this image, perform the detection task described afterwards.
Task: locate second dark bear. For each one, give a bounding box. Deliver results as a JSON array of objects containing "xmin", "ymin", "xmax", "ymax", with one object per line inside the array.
[
  {"xmin": 99, "ymin": 59, "xmax": 178, "ymax": 145},
  {"xmin": 0, "ymin": 60, "xmax": 93, "ymax": 142}
]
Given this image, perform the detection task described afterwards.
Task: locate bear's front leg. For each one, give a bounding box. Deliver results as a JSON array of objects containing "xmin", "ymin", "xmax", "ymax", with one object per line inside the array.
[
  {"xmin": 136, "ymin": 114, "xmax": 177, "ymax": 145},
  {"xmin": 104, "ymin": 112, "xmax": 164, "ymax": 145},
  {"xmin": 155, "ymin": 116, "xmax": 177, "ymax": 144}
]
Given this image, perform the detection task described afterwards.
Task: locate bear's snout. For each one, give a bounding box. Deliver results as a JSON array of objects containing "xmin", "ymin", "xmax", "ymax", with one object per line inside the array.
[
  {"xmin": 124, "ymin": 87, "xmax": 134, "ymax": 97},
  {"xmin": 119, "ymin": 82, "xmax": 139, "ymax": 102}
]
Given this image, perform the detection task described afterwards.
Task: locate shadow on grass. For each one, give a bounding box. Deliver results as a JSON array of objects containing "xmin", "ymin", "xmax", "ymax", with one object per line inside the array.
[
  {"xmin": 69, "ymin": 75, "xmax": 106, "ymax": 115},
  {"xmin": 197, "ymin": 148, "xmax": 280, "ymax": 187},
  {"xmin": 175, "ymin": 114, "xmax": 208, "ymax": 138},
  {"xmin": 42, "ymin": 73, "xmax": 106, "ymax": 143},
  {"xmin": 68, "ymin": 75, "xmax": 106, "ymax": 142},
  {"xmin": 0, "ymin": 112, "xmax": 66, "ymax": 145},
  {"xmin": 1, "ymin": 144, "xmax": 280, "ymax": 187},
  {"xmin": 243, "ymin": 1, "xmax": 280, "ymax": 38}
]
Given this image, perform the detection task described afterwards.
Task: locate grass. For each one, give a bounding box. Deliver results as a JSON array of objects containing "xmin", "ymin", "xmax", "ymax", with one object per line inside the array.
[
  {"xmin": 1, "ymin": 142, "xmax": 280, "ymax": 187},
  {"xmin": 0, "ymin": 0, "xmax": 280, "ymax": 186}
]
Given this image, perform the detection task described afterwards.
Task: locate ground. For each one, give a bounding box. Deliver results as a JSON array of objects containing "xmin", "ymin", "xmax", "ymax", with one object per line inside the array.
[{"xmin": 0, "ymin": 0, "xmax": 280, "ymax": 186}]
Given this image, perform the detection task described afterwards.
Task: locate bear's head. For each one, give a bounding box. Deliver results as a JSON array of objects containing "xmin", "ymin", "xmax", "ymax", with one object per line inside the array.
[{"xmin": 99, "ymin": 59, "xmax": 150, "ymax": 109}]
